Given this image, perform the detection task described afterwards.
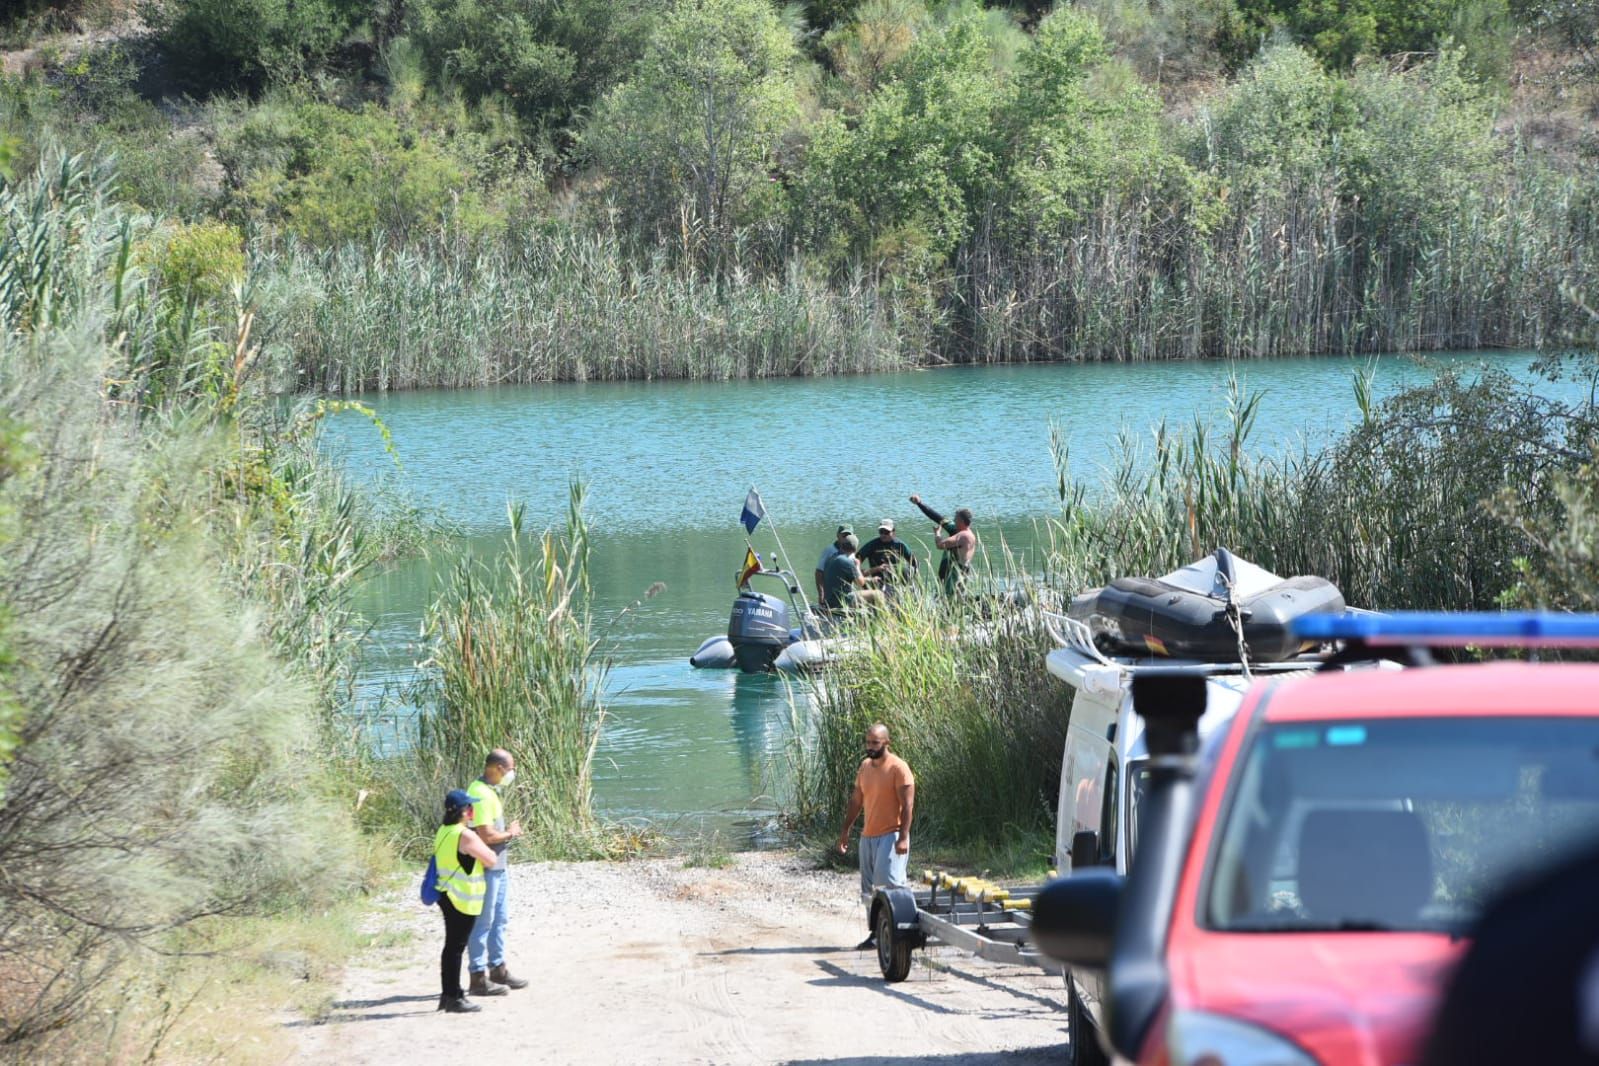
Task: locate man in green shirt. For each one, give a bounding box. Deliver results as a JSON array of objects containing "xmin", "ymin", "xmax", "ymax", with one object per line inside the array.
[{"xmin": 466, "ymin": 748, "xmax": 528, "ymax": 995}]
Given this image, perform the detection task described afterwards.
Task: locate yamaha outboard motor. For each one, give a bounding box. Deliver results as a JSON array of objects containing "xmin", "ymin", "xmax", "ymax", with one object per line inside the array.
[{"xmin": 728, "ymin": 591, "xmax": 793, "ymax": 673}]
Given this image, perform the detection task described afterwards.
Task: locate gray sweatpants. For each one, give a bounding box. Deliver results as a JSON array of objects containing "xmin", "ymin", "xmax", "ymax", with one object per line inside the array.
[{"xmin": 859, "ymin": 830, "xmax": 910, "ymax": 918}]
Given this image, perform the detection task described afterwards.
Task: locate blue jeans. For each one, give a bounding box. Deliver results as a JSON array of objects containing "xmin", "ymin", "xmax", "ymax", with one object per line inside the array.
[
  {"xmin": 859, "ymin": 831, "xmax": 910, "ymax": 919},
  {"xmin": 468, "ymin": 865, "xmax": 508, "ymax": 972}
]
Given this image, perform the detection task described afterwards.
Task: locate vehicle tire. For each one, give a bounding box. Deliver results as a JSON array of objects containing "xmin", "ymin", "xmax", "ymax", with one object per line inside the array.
[
  {"xmin": 875, "ymin": 903, "xmax": 913, "ymax": 982},
  {"xmin": 1068, "ymin": 976, "xmax": 1108, "ymax": 1066}
]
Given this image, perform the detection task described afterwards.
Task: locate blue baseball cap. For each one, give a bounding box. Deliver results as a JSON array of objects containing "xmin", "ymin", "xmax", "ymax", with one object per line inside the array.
[{"xmin": 444, "ymin": 788, "xmax": 476, "ymax": 812}]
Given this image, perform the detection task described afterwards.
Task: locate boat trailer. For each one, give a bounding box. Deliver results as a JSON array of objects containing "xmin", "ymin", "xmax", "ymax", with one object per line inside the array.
[{"xmin": 870, "ymin": 870, "xmax": 1065, "ymax": 982}]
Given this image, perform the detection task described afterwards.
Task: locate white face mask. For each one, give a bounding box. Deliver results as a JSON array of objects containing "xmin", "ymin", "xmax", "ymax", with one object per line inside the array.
[{"xmin": 499, "ymin": 769, "xmax": 516, "ymax": 786}]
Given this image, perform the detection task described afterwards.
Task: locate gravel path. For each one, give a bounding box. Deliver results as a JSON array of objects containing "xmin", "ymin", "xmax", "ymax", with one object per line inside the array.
[{"xmin": 294, "ymin": 851, "xmax": 1071, "ymax": 1065}]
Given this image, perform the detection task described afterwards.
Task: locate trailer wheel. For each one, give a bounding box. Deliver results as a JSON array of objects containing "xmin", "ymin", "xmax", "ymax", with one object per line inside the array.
[{"xmin": 875, "ymin": 903, "xmax": 913, "ymax": 982}]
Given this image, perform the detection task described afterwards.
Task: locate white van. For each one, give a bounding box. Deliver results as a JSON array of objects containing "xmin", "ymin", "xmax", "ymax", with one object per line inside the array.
[{"xmin": 1043, "ymin": 613, "xmax": 1325, "ymax": 1065}]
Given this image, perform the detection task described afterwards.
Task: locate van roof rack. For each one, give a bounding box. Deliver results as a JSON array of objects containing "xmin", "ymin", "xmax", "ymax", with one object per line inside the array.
[
  {"xmin": 1293, "ymin": 611, "xmax": 1599, "ymax": 648},
  {"xmin": 1042, "ymin": 610, "xmax": 1324, "ymax": 680}
]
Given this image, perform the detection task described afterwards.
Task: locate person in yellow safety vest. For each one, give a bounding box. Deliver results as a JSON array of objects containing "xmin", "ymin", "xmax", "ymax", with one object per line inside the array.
[
  {"xmin": 434, "ymin": 788, "xmax": 498, "ymax": 1013},
  {"xmin": 465, "ymin": 749, "xmax": 528, "ymax": 996}
]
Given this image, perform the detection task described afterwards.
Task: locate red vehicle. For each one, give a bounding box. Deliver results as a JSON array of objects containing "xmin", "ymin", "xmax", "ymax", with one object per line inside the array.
[{"xmin": 1035, "ymin": 615, "xmax": 1599, "ymax": 1066}]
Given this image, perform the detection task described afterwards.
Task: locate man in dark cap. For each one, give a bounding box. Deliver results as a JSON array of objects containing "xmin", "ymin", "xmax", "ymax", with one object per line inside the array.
[
  {"xmin": 823, "ymin": 533, "xmax": 885, "ymax": 610},
  {"xmin": 815, "ymin": 525, "xmax": 854, "ymax": 605}
]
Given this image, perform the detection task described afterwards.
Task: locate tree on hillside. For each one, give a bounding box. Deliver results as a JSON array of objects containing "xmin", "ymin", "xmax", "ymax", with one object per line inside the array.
[
  {"xmin": 407, "ymin": 0, "xmax": 654, "ymax": 143},
  {"xmin": 822, "ymin": 0, "xmax": 927, "ymax": 97},
  {"xmin": 1233, "ymin": 0, "xmax": 1510, "ymax": 70},
  {"xmin": 799, "ymin": 2, "xmax": 1004, "ymax": 272},
  {"xmin": 582, "ymin": 0, "xmax": 801, "ymax": 263},
  {"xmin": 1201, "ymin": 44, "xmax": 1496, "ymax": 241},
  {"xmin": 801, "ymin": 4, "xmax": 1165, "ymax": 272},
  {"xmin": 1000, "ymin": 7, "xmax": 1168, "ymax": 232}
]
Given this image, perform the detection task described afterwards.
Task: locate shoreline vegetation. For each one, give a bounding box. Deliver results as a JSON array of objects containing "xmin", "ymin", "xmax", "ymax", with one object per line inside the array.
[{"xmin": 3, "ymin": 0, "xmax": 1598, "ymax": 391}]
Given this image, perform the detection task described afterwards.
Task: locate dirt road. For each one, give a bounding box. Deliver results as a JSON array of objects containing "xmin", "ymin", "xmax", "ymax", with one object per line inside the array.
[{"xmin": 295, "ymin": 851, "xmax": 1071, "ymax": 1065}]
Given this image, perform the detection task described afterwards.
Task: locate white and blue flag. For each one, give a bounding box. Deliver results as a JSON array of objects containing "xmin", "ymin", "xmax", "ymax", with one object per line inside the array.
[{"xmin": 740, "ymin": 488, "xmax": 766, "ymax": 534}]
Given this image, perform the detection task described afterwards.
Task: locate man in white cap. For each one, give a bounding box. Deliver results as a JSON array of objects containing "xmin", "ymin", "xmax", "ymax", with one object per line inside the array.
[{"xmin": 855, "ymin": 518, "xmax": 917, "ymax": 595}]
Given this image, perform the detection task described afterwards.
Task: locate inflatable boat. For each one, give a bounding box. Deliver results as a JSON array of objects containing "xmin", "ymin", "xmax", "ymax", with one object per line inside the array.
[
  {"xmin": 690, "ymin": 573, "xmax": 842, "ymax": 674},
  {"xmin": 1068, "ymin": 548, "xmax": 1344, "ymax": 663}
]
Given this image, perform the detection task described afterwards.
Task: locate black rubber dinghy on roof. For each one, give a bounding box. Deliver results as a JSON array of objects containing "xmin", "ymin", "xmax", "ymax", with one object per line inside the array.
[{"xmin": 1068, "ymin": 548, "xmax": 1344, "ymax": 663}]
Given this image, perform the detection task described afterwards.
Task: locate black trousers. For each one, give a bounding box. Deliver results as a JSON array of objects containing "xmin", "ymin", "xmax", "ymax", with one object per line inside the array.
[{"xmin": 438, "ymin": 895, "xmax": 476, "ymax": 997}]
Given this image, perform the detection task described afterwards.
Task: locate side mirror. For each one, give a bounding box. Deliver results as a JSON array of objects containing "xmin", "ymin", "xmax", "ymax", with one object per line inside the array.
[
  {"xmin": 1131, "ymin": 672, "xmax": 1207, "ymax": 756},
  {"xmin": 1032, "ymin": 869, "xmax": 1124, "ymax": 970},
  {"xmin": 1071, "ymin": 829, "xmax": 1101, "ymax": 872}
]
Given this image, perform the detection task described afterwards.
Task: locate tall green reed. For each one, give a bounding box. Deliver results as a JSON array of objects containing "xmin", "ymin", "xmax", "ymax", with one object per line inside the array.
[
  {"xmin": 955, "ymin": 165, "xmax": 1597, "ymax": 365},
  {"xmin": 246, "ymin": 161, "xmax": 1599, "ymax": 392},
  {"xmin": 1045, "ymin": 367, "xmax": 1597, "ymax": 611},
  {"xmin": 366, "ymin": 482, "xmax": 608, "ymax": 858},
  {"xmin": 252, "ymin": 230, "xmax": 913, "ymax": 391},
  {"xmin": 786, "ymin": 589, "xmax": 1070, "ymax": 854}
]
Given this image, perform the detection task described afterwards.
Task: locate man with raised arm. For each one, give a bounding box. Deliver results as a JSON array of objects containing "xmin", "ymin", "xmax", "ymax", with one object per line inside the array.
[
  {"xmin": 835, "ymin": 723, "xmax": 916, "ymax": 950},
  {"xmin": 909, "ymin": 494, "xmax": 977, "ymax": 597}
]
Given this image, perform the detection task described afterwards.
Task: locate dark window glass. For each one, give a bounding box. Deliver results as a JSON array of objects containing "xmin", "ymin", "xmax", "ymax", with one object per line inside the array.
[{"xmin": 1204, "ymin": 717, "xmax": 1599, "ymax": 933}]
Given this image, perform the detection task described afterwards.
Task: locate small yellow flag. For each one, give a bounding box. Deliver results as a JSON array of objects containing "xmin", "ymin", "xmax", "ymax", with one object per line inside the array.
[{"xmin": 737, "ymin": 547, "xmax": 761, "ymax": 589}]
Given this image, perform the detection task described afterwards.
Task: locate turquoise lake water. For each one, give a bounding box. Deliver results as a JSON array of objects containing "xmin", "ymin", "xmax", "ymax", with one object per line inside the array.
[{"xmin": 324, "ymin": 352, "xmax": 1563, "ymax": 840}]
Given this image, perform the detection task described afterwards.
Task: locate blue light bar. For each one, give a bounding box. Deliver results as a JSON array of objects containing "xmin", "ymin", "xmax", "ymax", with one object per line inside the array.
[{"xmin": 1293, "ymin": 611, "xmax": 1599, "ymax": 648}]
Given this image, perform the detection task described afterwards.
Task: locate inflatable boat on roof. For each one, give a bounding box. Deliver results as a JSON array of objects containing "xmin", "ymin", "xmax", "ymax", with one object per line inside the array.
[{"xmin": 1067, "ymin": 547, "xmax": 1344, "ymax": 663}]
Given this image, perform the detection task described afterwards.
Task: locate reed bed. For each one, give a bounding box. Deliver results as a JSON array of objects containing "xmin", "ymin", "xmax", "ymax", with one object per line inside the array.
[
  {"xmin": 954, "ymin": 167, "xmax": 1598, "ymax": 365},
  {"xmin": 253, "ymin": 231, "xmax": 914, "ymax": 392},
  {"xmin": 784, "ymin": 589, "xmax": 1070, "ymax": 853},
  {"xmin": 249, "ymin": 164, "xmax": 1599, "ymax": 392},
  {"xmin": 1046, "ymin": 368, "xmax": 1594, "ymax": 611},
  {"xmin": 357, "ymin": 484, "xmax": 610, "ymax": 859}
]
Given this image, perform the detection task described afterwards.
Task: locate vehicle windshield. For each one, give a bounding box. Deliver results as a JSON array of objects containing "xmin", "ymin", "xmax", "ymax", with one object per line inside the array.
[{"xmin": 1205, "ymin": 717, "xmax": 1599, "ymax": 934}]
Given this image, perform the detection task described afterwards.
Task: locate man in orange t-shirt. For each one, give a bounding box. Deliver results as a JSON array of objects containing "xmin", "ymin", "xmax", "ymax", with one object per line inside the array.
[{"xmin": 835, "ymin": 723, "xmax": 916, "ymax": 950}]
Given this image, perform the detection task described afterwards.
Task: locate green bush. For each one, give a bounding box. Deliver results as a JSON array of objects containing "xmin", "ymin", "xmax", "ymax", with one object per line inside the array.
[
  {"xmin": 145, "ymin": 0, "xmax": 371, "ymax": 91},
  {"xmin": 215, "ymin": 96, "xmax": 490, "ymax": 243},
  {"xmin": 803, "ymin": 4, "xmax": 1170, "ymax": 273},
  {"xmin": 0, "ymin": 45, "xmax": 221, "ymax": 217},
  {"xmin": 406, "ymin": 0, "xmax": 653, "ymax": 138},
  {"xmin": 1076, "ymin": 0, "xmax": 1255, "ymax": 79},
  {"xmin": 1233, "ymin": 0, "xmax": 1512, "ymax": 69},
  {"xmin": 141, "ymin": 219, "xmax": 246, "ymax": 303},
  {"xmin": 0, "ymin": 157, "xmax": 373, "ymax": 1053},
  {"xmin": 800, "ymin": 2, "xmax": 1005, "ymax": 270}
]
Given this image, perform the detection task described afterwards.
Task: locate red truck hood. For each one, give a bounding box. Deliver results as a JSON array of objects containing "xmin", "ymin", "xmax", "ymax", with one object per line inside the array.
[{"xmin": 1170, "ymin": 932, "xmax": 1467, "ymax": 1065}]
